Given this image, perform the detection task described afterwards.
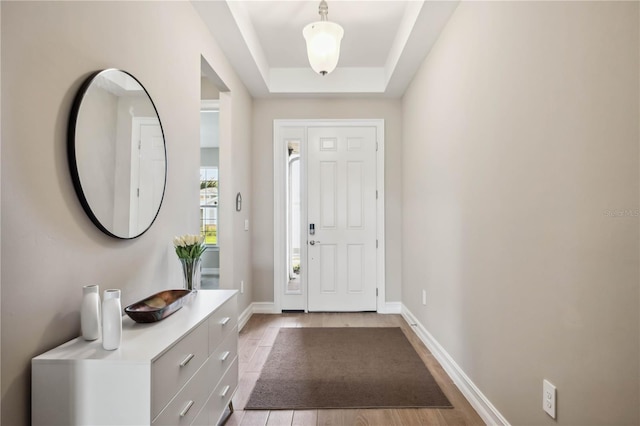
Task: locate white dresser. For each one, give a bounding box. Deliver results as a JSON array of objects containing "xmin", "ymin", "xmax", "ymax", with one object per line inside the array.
[{"xmin": 32, "ymin": 289, "xmax": 238, "ymax": 426}]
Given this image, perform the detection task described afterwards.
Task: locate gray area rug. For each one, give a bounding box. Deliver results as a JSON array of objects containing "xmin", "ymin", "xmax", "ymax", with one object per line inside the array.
[{"xmin": 244, "ymin": 327, "xmax": 452, "ymax": 410}]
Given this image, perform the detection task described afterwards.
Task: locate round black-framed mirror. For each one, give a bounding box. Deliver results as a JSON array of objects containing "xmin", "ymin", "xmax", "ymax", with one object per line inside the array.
[{"xmin": 68, "ymin": 69, "xmax": 167, "ymax": 239}]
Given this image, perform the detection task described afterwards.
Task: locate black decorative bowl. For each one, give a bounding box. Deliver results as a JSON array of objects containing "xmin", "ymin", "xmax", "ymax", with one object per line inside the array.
[{"xmin": 124, "ymin": 289, "xmax": 193, "ymax": 323}]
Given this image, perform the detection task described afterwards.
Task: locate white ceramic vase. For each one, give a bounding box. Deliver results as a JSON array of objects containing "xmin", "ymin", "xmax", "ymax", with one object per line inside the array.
[
  {"xmin": 102, "ymin": 289, "xmax": 122, "ymax": 351},
  {"xmin": 81, "ymin": 284, "xmax": 101, "ymax": 341}
]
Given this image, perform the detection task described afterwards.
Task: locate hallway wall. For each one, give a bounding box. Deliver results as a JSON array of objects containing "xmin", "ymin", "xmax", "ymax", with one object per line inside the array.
[
  {"xmin": 1, "ymin": 2, "xmax": 252, "ymax": 424},
  {"xmin": 402, "ymin": 2, "xmax": 639, "ymax": 424}
]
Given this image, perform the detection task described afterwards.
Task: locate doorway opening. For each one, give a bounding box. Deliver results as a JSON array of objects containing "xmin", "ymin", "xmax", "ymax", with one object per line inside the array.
[
  {"xmin": 200, "ymin": 101, "xmax": 219, "ymax": 288},
  {"xmin": 273, "ymin": 120, "xmax": 386, "ymax": 313},
  {"xmin": 200, "ymin": 57, "xmax": 229, "ymax": 289}
]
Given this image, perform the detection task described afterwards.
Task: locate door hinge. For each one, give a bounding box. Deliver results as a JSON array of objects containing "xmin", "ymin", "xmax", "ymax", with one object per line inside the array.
[
  {"xmin": 138, "ymin": 139, "xmax": 141, "ymax": 149},
  {"xmin": 376, "ymin": 239, "xmax": 378, "ymax": 249},
  {"xmin": 376, "ymin": 190, "xmax": 378, "ymax": 199},
  {"xmin": 376, "ymin": 142, "xmax": 379, "ymax": 151},
  {"xmin": 376, "ymin": 288, "xmax": 379, "ymax": 296},
  {"xmin": 137, "ymin": 188, "xmax": 140, "ymax": 197}
]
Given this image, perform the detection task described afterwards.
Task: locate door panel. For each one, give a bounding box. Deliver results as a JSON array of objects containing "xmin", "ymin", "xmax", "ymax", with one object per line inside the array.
[
  {"xmin": 307, "ymin": 126, "xmax": 377, "ymax": 312},
  {"xmin": 320, "ymin": 162, "xmax": 337, "ymax": 228},
  {"xmin": 347, "ymin": 161, "xmax": 364, "ymax": 228},
  {"xmin": 347, "ymin": 244, "xmax": 364, "ymax": 293},
  {"xmin": 320, "ymin": 244, "xmax": 337, "ymax": 293}
]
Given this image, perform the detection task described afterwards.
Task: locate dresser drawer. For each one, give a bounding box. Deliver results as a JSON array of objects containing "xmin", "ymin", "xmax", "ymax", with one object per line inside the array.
[
  {"xmin": 190, "ymin": 402, "xmax": 208, "ymax": 426},
  {"xmin": 206, "ymin": 358, "xmax": 239, "ymax": 426},
  {"xmin": 209, "ymin": 326, "xmax": 238, "ymax": 387},
  {"xmin": 152, "ymin": 358, "xmax": 212, "ymax": 425},
  {"xmin": 152, "ymin": 322, "xmax": 208, "ymax": 419},
  {"xmin": 208, "ymin": 298, "xmax": 237, "ymax": 354}
]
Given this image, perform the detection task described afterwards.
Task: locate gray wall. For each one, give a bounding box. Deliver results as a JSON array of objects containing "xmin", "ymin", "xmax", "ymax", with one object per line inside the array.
[
  {"xmin": 201, "ymin": 76, "xmax": 220, "ymax": 100},
  {"xmin": 1, "ymin": 2, "xmax": 252, "ymax": 424},
  {"xmin": 251, "ymin": 98, "xmax": 403, "ymax": 303},
  {"xmin": 402, "ymin": 2, "xmax": 639, "ymax": 424}
]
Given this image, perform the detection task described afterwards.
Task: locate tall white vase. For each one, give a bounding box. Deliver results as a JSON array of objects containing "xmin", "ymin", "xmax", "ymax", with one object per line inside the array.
[
  {"xmin": 102, "ymin": 289, "xmax": 122, "ymax": 351},
  {"xmin": 81, "ymin": 284, "xmax": 100, "ymax": 341}
]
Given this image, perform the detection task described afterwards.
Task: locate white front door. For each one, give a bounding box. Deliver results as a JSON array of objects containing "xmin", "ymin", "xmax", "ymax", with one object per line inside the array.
[
  {"xmin": 130, "ymin": 118, "xmax": 165, "ymax": 235},
  {"xmin": 307, "ymin": 126, "xmax": 378, "ymax": 312}
]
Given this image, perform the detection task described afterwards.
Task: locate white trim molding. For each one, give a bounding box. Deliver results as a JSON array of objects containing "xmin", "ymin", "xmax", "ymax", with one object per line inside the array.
[
  {"xmin": 252, "ymin": 302, "xmax": 277, "ymax": 314},
  {"xmin": 401, "ymin": 305, "xmax": 511, "ymax": 426},
  {"xmin": 238, "ymin": 303, "xmax": 253, "ymax": 331}
]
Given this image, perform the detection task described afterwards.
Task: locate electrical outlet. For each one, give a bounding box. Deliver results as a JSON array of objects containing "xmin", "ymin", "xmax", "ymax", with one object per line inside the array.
[
  {"xmin": 240, "ymin": 280, "xmax": 244, "ymax": 294},
  {"xmin": 543, "ymin": 379, "xmax": 556, "ymax": 419},
  {"xmin": 422, "ymin": 290, "xmax": 427, "ymax": 305}
]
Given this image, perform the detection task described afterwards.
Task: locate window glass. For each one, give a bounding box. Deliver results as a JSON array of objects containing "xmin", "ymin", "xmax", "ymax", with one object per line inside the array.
[
  {"xmin": 200, "ymin": 167, "xmax": 218, "ymax": 245},
  {"xmin": 287, "ymin": 141, "xmax": 301, "ymax": 293}
]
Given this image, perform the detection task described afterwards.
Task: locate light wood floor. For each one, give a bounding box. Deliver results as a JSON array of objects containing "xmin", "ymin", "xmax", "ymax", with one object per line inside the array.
[{"xmin": 227, "ymin": 313, "xmax": 485, "ymax": 426}]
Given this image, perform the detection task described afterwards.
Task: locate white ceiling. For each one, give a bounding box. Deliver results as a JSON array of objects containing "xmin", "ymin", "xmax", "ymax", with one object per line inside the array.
[{"xmin": 192, "ymin": 0, "xmax": 460, "ymax": 98}]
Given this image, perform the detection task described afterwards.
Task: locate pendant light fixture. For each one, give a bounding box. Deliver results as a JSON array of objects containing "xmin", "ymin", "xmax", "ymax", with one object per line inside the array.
[{"xmin": 302, "ymin": 0, "xmax": 344, "ymax": 76}]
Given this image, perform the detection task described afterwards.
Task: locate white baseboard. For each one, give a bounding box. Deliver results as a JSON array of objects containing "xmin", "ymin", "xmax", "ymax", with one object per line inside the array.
[
  {"xmin": 238, "ymin": 303, "xmax": 253, "ymax": 331},
  {"xmin": 401, "ymin": 305, "xmax": 510, "ymax": 426},
  {"xmin": 379, "ymin": 301, "xmax": 402, "ymax": 314},
  {"xmin": 252, "ymin": 302, "xmax": 277, "ymax": 314},
  {"xmin": 238, "ymin": 302, "xmax": 279, "ymax": 331}
]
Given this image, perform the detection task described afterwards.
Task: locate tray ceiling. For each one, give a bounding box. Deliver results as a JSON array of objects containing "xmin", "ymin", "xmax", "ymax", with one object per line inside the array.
[{"xmin": 192, "ymin": 1, "xmax": 459, "ymax": 97}]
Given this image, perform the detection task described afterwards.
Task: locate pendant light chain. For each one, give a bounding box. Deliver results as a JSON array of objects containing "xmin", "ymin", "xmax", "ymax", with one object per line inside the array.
[{"xmin": 319, "ymin": 0, "xmax": 328, "ymax": 21}]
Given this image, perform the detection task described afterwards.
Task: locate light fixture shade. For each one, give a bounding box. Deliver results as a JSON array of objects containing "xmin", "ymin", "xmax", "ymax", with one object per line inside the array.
[{"xmin": 303, "ymin": 21, "xmax": 344, "ymax": 75}]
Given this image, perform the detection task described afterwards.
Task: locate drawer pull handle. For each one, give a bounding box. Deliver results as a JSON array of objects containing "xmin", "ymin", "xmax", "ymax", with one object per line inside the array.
[
  {"xmin": 220, "ymin": 385, "xmax": 231, "ymax": 398},
  {"xmin": 179, "ymin": 353, "xmax": 195, "ymax": 367},
  {"xmin": 220, "ymin": 351, "xmax": 230, "ymax": 362},
  {"xmin": 220, "ymin": 317, "xmax": 231, "ymax": 326},
  {"xmin": 179, "ymin": 400, "xmax": 195, "ymax": 417}
]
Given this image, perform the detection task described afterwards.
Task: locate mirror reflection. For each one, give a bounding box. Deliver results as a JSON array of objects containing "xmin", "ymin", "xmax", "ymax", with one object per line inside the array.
[{"xmin": 69, "ymin": 69, "xmax": 167, "ymax": 239}]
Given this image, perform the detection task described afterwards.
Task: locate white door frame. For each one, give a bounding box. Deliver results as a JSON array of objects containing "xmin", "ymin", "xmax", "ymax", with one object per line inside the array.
[{"xmin": 273, "ymin": 119, "xmax": 385, "ymax": 313}]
